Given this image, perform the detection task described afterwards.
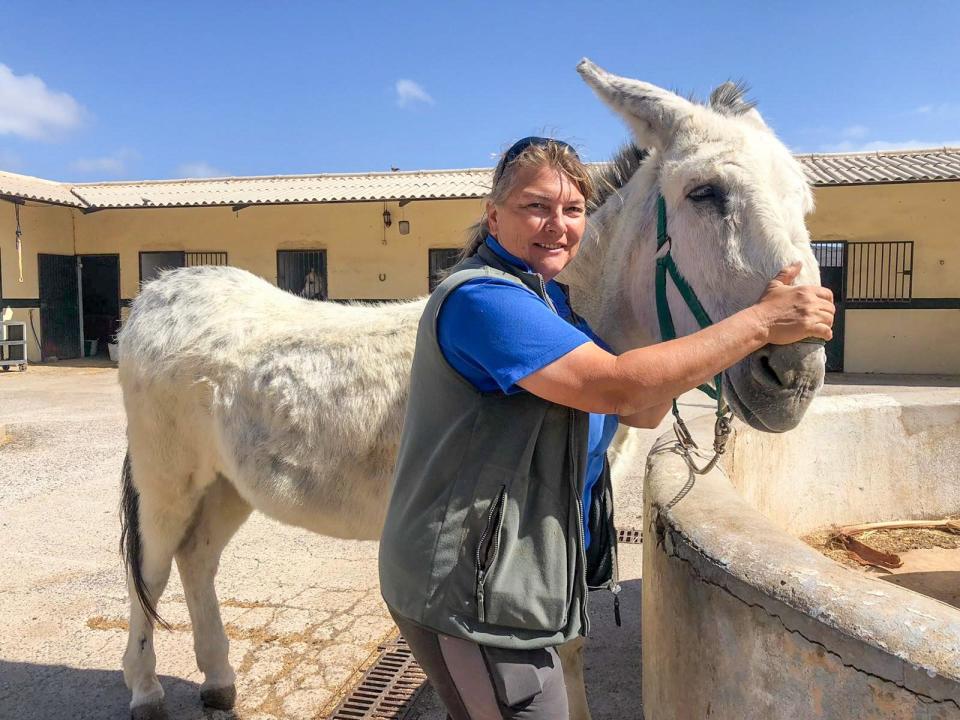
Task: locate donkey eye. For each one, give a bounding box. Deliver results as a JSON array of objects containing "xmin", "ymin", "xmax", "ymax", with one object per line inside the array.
[{"xmin": 688, "ymin": 184, "xmax": 716, "ymax": 201}]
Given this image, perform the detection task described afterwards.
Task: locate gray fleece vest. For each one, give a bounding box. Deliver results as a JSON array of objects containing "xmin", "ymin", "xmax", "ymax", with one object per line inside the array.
[{"xmin": 379, "ymin": 244, "xmax": 618, "ymax": 650}]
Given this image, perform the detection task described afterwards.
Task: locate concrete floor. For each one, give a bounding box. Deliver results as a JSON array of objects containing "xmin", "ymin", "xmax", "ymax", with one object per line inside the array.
[
  {"xmin": 2, "ymin": 362, "xmax": 954, "ymax": 719},
  {"xmin": 0, "ymin": 362, "xmax": 655, "ymax": 720}
]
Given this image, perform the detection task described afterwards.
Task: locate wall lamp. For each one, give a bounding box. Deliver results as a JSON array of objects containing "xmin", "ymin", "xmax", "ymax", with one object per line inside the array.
[{"xmin": 382, "ymin": 208, "xmax": 392, "ymax": 228}]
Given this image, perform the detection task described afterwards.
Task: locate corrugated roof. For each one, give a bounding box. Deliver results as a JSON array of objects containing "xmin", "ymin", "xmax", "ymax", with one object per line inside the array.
[
  {"xmin": 2, "ymin": 147, "xmax": 959, "ymax": 211},
  {"xmin": 797, "ymin": 147, "xmax": 960, "ymax": 186},
  {"xmin": 0, "ymin": 170, "xmax": 85, "ymax": 207},
  {"xmin": 70, "ymin": 168, "xmax": 493, "ymax": 209}
]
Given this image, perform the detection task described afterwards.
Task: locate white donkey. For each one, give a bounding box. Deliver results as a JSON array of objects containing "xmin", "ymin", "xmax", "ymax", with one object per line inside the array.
[{"xmin": 119, "ymin": 59, "xmax": 826, "ymax": 718}]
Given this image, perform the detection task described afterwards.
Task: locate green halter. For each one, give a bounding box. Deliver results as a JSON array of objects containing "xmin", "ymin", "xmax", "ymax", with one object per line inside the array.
[{"xmin": 655, "ymin": 194, "xmax": 727, "ymax": 418}]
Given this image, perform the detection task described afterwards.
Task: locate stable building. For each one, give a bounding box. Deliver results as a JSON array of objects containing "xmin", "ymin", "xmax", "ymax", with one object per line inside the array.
[{"xmin": 1, "ymin": 147, "xmax": 958, "ymax": 373}]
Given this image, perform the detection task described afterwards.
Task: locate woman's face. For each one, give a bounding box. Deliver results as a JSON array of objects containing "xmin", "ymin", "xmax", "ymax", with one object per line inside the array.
[{"xmin": 487, "ymin": 164, "xmax": 587, "ymax": 282}]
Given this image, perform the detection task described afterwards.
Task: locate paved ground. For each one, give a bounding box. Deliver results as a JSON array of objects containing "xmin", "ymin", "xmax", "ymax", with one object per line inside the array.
[
  {"xmin": 0, "ymin": 361, "xmax": 664, "ymax": 720},
  {"xmin": 3, "ymin": 362, "xmax": 955, "ymax": 719}
]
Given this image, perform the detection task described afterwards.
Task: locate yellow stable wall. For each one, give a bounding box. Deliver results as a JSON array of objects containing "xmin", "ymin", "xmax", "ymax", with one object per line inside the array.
[
  {"xmin": 75, "ymin": 198, "xmax": 483, "ymax": 302},
  {"xmin": 810, "ymin": 182, "xmax": 960, "ymax": 298},
  {"xmin": 0, "ymin": 201, "xmax": 77, "ymax": 361},
  {"xmin": 844, "ymin": 309, "xmax": 960, "ymax": 374},
  {"xmin": 810, "ymin": 181, "xmax": 960, "ymax": 374}
]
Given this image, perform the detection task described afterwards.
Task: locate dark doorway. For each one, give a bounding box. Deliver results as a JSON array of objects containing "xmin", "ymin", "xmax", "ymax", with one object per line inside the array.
[
  {"xmin": 80, "ymin": 255, "xmax": 120, "ymax": 356},
  {"xmin": 38, "ymin": 253, "xmax": 81, "ymax": 361},
  {"xmin": 811, "ymin": 242, "xmax": 846, "ymax": 372},
  {"xmin": 277, "ymin": 250, "xmax": 328, "ymax": 299}
]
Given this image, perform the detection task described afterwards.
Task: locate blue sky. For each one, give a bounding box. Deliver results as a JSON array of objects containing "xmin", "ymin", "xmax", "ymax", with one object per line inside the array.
[{"xmin": 2, "ymin": 1, "xmax": 959, "ymax": 182}]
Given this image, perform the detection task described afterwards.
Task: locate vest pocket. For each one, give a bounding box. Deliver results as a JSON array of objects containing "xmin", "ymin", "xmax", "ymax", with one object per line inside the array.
[
  {"xmin": 475, "ymin": 485, "xmax": 507, "ymax": 623},
  {"xmin": 470, "ymin": 466, "xmax": 572, "ymax": 632}
]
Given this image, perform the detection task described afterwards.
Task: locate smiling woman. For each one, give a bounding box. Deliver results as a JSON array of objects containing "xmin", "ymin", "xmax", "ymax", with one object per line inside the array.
[{"xmin": 378, "ymin": 129, "xmax": 835, "ymax": 719}]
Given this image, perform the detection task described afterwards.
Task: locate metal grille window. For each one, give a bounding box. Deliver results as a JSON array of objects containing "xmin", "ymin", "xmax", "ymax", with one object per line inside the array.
[
  {"xmin": 811, "ymin": 241, "xmax": 913, "ymax": 302},
  {"xmin": 429, "ymin": 248, "xmax": 460, "ymax": 292},
  {"xmin": 277, "ymin": 249, "xmax": 328, "ymax": 299},
  {"xmin": 846, "ymin": 241, "xmax": 912, "ymax": 302},
  {"xmin": 811, "ymin": 242, "xmax": 844, "ymax": 268},
  {"xmin": 186, "ymin": 251, "xmax": 228, "ymax": 267},
  {"xmin": 140, "ymin": 251, "xmax": 184, "ymax": 283},
  {"xmin": 140, "ymin": 251, "xmax": 228, "ymax": 283}
]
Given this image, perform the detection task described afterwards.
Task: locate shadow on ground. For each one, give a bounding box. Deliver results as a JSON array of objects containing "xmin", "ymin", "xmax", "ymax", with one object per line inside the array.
[{"xmin": 0, "ymin": 662, "xmax": 237, "ymax": 720}]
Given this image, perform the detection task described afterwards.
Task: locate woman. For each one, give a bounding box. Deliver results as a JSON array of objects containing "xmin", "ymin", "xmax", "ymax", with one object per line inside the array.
[{"xmin": 379, "ymin": 137, "xmax": 833, "ymax": 719}]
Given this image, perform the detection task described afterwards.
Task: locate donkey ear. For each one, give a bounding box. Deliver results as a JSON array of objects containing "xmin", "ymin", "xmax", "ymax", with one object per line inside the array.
[{"xmin": 577, "ymin": 58, "xmax": 694, "ymax": 152}]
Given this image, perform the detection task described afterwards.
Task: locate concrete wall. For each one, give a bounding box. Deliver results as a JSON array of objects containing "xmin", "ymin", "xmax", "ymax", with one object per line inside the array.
[
  {"xmin": 844, "ymin": 309, "xmax": 960, "ymax": 374},
  {"xmin": 643, "ymin": 392, "xmax": 960, "ymax": 719},
  {"xmin": 74, "ymin": 198, "xmax": 482, "ymax": 302},
  {"xmin": 810, "ymin": 182, "xmax": 960, "ymax": 373},
  {"xmin": 0, "ymin": 201, "xmax": 77, "ymax": 361}
]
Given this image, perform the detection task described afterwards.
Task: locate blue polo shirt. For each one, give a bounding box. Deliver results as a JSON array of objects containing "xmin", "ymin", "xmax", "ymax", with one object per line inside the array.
[{"xmin": 437, "ymin": 235, "xmax": 619, "ymax": 547}]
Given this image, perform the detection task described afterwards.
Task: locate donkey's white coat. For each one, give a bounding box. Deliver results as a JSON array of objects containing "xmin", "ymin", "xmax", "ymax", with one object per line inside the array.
[{"xmin": 119, "ymin": 60, "xmax": 825, "ymax": 716}]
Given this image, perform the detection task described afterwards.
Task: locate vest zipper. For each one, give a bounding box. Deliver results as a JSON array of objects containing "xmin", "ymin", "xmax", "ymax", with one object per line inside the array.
[
  {"xmin": 475, "ymin": 485, "xmax": 507, "ymax": 624},
  {"xmin": 568, "ymin": 409, "xmax": 590, "ymax": 635}
]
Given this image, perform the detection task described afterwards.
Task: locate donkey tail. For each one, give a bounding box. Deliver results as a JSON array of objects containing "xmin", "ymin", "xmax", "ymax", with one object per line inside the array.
[{"xmin": 119, "ymin": 451, "xmax": 170, "ymax": 630}]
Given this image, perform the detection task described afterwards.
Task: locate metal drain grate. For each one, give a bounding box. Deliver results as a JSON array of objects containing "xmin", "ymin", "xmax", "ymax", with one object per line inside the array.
[
  {"xmin": 618, "ymin": 526, "xmax": 642, "ymax": 544},
  {"xmin": 327, "ymin": 634, "xmax": 427, "ymax": 719},
  {"xmin": 329, "ymin": 528, "xmax": 642, "ymax": 718}
]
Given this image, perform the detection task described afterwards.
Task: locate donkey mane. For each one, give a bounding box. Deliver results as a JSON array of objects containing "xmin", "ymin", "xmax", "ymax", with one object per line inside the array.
[
  {"xmin": 588, "ymin": 143, "xmax": 648, "ymax": 213},
  {"xmin": 587, "ymin": 81, "xmax": 756, "ymax": 212}
]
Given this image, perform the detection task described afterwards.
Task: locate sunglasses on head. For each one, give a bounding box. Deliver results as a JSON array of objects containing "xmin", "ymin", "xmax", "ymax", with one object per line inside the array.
[{"xmin": 493, "ymin": 136, "xmax": 579, "ymax": 183}]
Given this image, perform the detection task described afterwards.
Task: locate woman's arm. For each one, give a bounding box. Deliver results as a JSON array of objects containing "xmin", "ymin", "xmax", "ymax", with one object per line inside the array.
[
  {"xmin": 619, "ymin": 400, "xmax": 672, "ymax": 428},
  {"xmin": 518, "ymin": 264, "xmax": 834, "ymax": 416}
]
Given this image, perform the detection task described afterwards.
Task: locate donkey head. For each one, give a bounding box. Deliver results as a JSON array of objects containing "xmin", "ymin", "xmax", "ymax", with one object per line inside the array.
[{"xmin": 578, "ymin": 59, "xmax": 824, "ymax": 432}]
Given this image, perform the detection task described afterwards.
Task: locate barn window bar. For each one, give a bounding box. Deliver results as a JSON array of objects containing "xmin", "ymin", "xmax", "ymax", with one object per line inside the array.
[
  {"xmin": 428, "ymin": 248, "xmax": 461, "ymax": 292},
  {"xmin": 185, "ymin": 251, "xmax": 228, "ymax": 267},
  {"xmin": 812, "ymin": 241, "xmax": 913, "ymax": 303}
]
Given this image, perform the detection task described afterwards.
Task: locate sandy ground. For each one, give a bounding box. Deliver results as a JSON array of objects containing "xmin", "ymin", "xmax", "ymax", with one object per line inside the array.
[
  {"xmin": 6, "ymin": 361, "xmax": 949, "ymax": 719},
  {"xmin": 0, "ymin": 361, "xmax": 661, "ymax": 720},
  {"xmin": 0, "ymin": 363, "xmax": 404, "ymax": 719}
]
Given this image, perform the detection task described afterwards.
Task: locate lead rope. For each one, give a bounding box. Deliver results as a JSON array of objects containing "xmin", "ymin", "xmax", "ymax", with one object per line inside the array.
[{"xmin": 655, "ymin": 194, "xmax": 733, "ymax": 475}]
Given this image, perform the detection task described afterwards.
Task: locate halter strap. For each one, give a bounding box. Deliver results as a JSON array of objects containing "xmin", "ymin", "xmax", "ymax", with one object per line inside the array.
[{"xmin": 655, "ymin": 194, "xmax": 725, "ymax": 411}]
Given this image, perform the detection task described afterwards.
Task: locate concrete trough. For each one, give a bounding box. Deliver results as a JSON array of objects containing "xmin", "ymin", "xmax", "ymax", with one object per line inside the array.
[{"xmin": 643, "ymin": 390, "xmax": 960, "ymax": 719}]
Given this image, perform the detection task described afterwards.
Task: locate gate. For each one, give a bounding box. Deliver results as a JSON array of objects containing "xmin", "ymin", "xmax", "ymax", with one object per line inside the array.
[
  {"xmin": 38, "ymin": 253, "xmax": 81, "ymax": 361},
  {"xmin": 811, "ymin": 242, "xmax": 846, "ymax": 372},
  {"xmin": 277, "ymin": 250, "xmax": 327, "ymax": 299}
]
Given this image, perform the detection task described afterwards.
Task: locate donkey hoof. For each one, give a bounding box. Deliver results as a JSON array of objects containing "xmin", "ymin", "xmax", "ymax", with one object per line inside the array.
[
  {"xmin": 131, "ymin": 699, "xmax": 169, "ymax": 720},
  {"xmin": 201, "ymin": 684, "xmax": 237, "ymax": 710}
]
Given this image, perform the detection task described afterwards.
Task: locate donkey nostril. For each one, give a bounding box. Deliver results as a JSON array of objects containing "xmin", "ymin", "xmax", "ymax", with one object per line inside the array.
[{"xmin": 755, "ymin": 352, "xmax": 785, "ymax": 388}]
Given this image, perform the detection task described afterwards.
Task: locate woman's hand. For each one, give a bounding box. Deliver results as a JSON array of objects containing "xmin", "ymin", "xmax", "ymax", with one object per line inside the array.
[
  {"xmin": 751, "ymin": 263, "xmax": 835, "ymax": 345},
  {"xmin": 518, "ymin": 263, "xmax": 835, "ymax": 417}
]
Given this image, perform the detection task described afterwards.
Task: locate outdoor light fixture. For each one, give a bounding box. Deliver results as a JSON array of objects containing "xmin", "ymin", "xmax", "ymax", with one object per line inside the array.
[
  {"xmin": 398, "ymin": 220, "xmax": 410, "ymax": 235},
  {"xmin": 382, "ymin": 208, "xmax": 392, "ymax": 228}
]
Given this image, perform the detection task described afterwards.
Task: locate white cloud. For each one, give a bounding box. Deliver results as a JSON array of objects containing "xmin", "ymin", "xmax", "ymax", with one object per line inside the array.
[
  {"xmin": 176, "ymin": 161, "xmax": 228, "ymax": 178},
  {"xmin": 395, "ymin": 79, "xmax": 434, "ymax": 108},
  {"xmin": 69, "ymin": 148, "xmax": 137, "ymax": 177},
  {"xmin": 913, "ymin": 102, "xmax": 960, "ymax": 118},
  {"xmin": 0, "ymin": 64, "xmax": 83, "ymax": 140},
  {"xmin": 841, "ymin": 124, "xmax": 869, "ymax": 139},
  {"xmin": 818, "ymin": 138, "xmax": 960, "ymax": 153}
]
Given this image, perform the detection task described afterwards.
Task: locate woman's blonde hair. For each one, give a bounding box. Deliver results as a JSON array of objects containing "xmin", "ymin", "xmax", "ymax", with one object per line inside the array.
[{"xmin": 459, "ymin": 138, "xmax": 596, "ymax": 261}]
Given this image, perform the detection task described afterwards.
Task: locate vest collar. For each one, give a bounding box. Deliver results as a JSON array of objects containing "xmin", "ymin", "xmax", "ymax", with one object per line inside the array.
[
  {"xmin": 484, "ymin": 235, "xmax": 534, "ymax": 272},
  {"xmin": 475, "ymin": 239, "xmax": 581, "ymax": 321},
  {"xmin": 476, "ymin": 240, "xmax": 550, "ymax": 301}
]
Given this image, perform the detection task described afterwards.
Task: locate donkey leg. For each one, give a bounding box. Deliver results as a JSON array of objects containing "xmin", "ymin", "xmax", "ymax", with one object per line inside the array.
[
  {"xmin": 122, "ymin": 493, "xmax": 195, "ymax": 720},
  {"xmin": 175, "ymin": 475, "xmax": 252, "ymax": 710}
]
